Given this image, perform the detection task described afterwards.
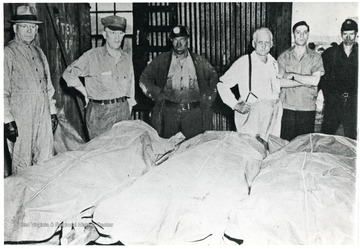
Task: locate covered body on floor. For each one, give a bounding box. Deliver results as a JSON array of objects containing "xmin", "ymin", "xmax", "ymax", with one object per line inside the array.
[{"xmin": 4, "ymin": 120, "xmax": 357, "ymax": 245}]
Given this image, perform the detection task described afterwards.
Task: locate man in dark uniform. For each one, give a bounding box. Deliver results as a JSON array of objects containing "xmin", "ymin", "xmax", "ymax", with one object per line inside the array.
[
  {"xmin": 139, "ymin": 25, "xmax": 218, "ymax": 139},
  {"xmin": 320, "ymin": 19, "xmax": 358, "ymax": 139}
]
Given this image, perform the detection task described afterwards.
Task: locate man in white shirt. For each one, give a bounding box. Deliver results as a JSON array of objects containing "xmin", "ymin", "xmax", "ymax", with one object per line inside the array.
[{"xmin": 217, "ymin": 27, "xmax": 282, "ymax": 141}]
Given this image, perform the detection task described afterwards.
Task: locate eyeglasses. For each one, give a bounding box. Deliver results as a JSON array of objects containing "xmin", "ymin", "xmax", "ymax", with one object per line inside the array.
[
  {"xmin": 17, "ymin": 23, "xmax": 38, "ymax": 29},
  {"xmin": 255, "ymin": 41, "xmax": 272, "ymax": 47}
]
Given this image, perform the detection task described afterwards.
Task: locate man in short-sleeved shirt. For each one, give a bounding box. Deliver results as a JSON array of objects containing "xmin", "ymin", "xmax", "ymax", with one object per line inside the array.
[
  {"xmin": 278, "ymin": 21, "xmax": 324, "ymax": 141},
  {"xmin": 63, "ymin": 16, "xmax": 136, "ymax": 139}
]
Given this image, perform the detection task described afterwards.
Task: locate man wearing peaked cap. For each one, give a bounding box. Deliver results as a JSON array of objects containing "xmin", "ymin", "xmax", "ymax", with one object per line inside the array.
[
  {"xmin": 101, "ymin": 15, "xmax": 126, "ymax": 32},
  {"xmin": 4, "ymin": 5, "xmax": 58, "ymax": 174},
  {"xmin": 277, "ymin": 21, "xmax": 324, "ymax": 141},
  {"xmin": 63, "ymin": 15, "xmax": 136, "ymax": 140},
  {"xmin": 319, "ymin": 19, "xmax": 358, "ymax": 139},
  {"xmin": 139, "ymin": 25, "xmax": 218, "ymax": 139}
]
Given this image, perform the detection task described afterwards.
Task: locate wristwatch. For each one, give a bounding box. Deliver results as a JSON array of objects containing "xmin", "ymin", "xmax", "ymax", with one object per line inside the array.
[{"xmin": 291, "ymin": 75, "xmax": 295, "ymax": 81}]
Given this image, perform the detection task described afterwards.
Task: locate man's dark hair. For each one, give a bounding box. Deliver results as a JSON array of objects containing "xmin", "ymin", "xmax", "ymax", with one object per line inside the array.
[{"xmin": 292, "ymin": 21, "xmax": 310, "ymax": 33}]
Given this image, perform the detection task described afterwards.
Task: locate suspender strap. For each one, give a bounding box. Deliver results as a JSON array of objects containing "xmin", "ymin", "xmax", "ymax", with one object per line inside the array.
[
  {"xmin": 245, "ymin": 53, "xmax": 258, "ymax": 102},
  {"xmin": 248, "ymin": 53, "xmax": 252, "ymax": 92}
]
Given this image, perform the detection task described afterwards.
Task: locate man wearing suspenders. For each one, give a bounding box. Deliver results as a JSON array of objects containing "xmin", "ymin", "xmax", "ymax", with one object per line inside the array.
[{"xmin": 217, "ymin": 27, "xmax": 282, "ymax": 141}]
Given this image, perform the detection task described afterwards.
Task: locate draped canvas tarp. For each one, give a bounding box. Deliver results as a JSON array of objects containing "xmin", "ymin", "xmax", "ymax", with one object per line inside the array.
[
  {"xmin": 224, "ymin": 134, "xmax": 357, "ymax": 245},
  {"xmin": 53, "ymin": 113, "xmax": 85, "ymax": 154},
  {"xmin": 5, "ymin": 123, "xmax": 356, "ymax": 245},
  {"xmin": 4, "ymin": 120, "xmax": 182, "ymax": 242},
  {"xmin": 92, "ymin": 131, "xmax": 267, "ymax": 245}
]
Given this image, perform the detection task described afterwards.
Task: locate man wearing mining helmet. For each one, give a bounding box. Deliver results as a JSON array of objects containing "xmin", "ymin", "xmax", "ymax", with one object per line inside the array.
[
  {"xmin": 320, "ymin": 19, "xmax": 358, "ymax": 139},
  {"xmin": 139, "ymin": 25, "xmax": 218, "ymax": 139}
]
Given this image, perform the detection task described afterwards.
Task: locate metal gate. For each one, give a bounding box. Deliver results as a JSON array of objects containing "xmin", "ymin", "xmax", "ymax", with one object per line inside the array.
[{"xmin": 132, "ymin": 2, "xmax": 292, "ymax": 131}]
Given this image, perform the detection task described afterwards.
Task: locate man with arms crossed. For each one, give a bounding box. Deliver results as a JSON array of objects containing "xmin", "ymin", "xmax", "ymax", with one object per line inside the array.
[{"xmin": 277, "ymin": 21, "xmax": 324, "ymax": 141}]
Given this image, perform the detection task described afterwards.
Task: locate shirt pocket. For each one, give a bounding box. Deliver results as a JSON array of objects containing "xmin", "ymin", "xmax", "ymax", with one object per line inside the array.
[
  {"xmin": 116, "ymin": 73, "xmax": 131, "ymax": 93},
  {"xmin": 97, "ymin": 71, "xmax": 115, "ymax": 92},
  {"xmin": 99, "ymin": 71, "xmax": 113, "ymax": 82}
]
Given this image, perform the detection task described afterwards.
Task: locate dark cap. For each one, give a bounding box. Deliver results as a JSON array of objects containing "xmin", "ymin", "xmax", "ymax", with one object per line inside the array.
[
  {"xmin": 292, "ymin": 21, "xmax": 310, "ymax": 33},
  {"xmin": 341, "ymin": 19, "xmax": 358, "ymax": 32},
  {"xmin": 169, "ymin": 25, "xmax": 190, "ymax": 39},
  {"xmin": 101, "ymin": 15, "xmax": 126, "ymax": 32},
  {"xmin": 9, "ymin": 5, "xmax": 42, "ymax": 24}
]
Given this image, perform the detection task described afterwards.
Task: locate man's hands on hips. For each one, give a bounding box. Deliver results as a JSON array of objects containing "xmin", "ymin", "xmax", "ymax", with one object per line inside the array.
[{"xmin": 234, "ymin": 101, "xmax": 251, "ymax": 114}]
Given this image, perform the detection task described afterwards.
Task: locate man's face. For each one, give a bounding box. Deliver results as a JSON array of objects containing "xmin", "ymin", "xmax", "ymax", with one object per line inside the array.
[
  {"xmin": 342, "ymin": 30, "xmax": 357, "ymax": 46},
  {"xmin": 253, "ymin": 31, "xmax": 272, "ymax": 57},
  {"xmin": 103, "ymin": 28, "xmax": 125, "ymax": 50},
  {"xmin": 171, "ymin": 36, "xmax": 188, "ymax": 54},
  {"xmin": 293, "ymin": 25, "xmax": 309, "ymax": 46},
  {"xmin": 13, "ymin": 23, "xmax": 38, "ymax": 44}
]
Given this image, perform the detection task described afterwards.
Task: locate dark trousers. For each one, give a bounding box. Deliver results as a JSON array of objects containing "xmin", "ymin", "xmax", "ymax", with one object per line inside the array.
[
  {"xmin": 161, "ymin": 106, "xmax": 203, "ymax": 139},
  {"xmin": 86, "ymin": 100, "xmax": 130, "ymax": 140},
  {"xmin": 321, "ymin": 93, "xmax": 357, "ymax": 140},
  {"xmin": 281, "ymin": 109, "xmax": 316, "ymax": 141}
]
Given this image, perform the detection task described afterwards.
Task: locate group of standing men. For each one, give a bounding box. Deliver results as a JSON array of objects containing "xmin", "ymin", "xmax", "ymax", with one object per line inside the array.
[
  {"xmin": 218, "ymin": 19, "xmax": 358, "ymax": 142},
  {"xmin": 4, "ymin": 4, "xmax": 358, "ymax": 175}
]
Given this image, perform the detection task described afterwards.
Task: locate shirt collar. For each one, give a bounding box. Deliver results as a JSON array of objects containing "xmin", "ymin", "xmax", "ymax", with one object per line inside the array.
[
  {"xmin": 172, "ymin": 49, "xmax": 189, "ymax": 58},
  {"xmin": 340, "ymin": 42, "xmax": 358, "ymax": 53},
  {"xmin": 101, "ymin": 45, "xmax": 126, "ymax": 58},
  {"xmin": 288, "ymin": 44, "xmax": 314, "ymax": 56},
  {"xmin": 289, "ymin": 45, "xmax": 317, "ymax": 56},
  {"xmin": 251, "ymin": 50, "xmax": 275, "ymax": 64},
  {"xmin": 14, "ymin": 36, "xmax": 33, "ymax": 47}
]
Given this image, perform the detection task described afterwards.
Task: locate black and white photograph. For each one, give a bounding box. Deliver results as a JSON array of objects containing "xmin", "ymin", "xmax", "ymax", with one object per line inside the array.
[{"xmin": 2, "ymin": 1, "xmax": 358, "ymax": 246}]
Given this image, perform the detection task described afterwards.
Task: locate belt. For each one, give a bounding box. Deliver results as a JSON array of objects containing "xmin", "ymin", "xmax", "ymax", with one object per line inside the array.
[
  {"xmin": 164, "ymin": 100, "xmax": 201, "ymax": 111},
  {"xmin": 334, "ymin": 92, "xmax": 357, "ymax": 99},
  {"xmin": 336, "ymin": 92, "xmax": 349, "ymax": 98},
  {"xmin": 331, "ymin": 92, "xmax": 357, "ymax": 106},
  {"xmin": 90, "ymin": 97, "xmax": 128, "ymax": 105}
]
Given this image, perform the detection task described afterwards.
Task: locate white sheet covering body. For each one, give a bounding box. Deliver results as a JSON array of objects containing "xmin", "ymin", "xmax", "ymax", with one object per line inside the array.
[
  {"xmin": 4, "ymin": 120, "xmax": 180, "ymax": 242},
  {"xmin": 225, "ymin": 134, "xmax": 357, "ymax": 245},
  {"xmin": 53, "ymin": 113, "xmax": 85, "ymax": 154},
  {"xmin": 93, "ymin": 131, "xmax": 267, "ymax": 245}
]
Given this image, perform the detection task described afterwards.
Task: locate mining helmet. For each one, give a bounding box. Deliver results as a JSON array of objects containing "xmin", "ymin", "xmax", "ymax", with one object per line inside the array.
[
  {"xmin": 169, "ymin": 25, "xmax": 190, "ymax": 39},
  {"xmin": 341, "ymin": 19, "xmax": 358, "ymax": 32}
]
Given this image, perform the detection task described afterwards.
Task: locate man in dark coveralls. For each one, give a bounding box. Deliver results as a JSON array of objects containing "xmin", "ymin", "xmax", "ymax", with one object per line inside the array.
[
  {"xmin": 320, "ymin": 19, "xmax": 358, "ymax": 139},
  {"xmin": 139, "ymin": 25, "xmax": 218, "ymax": 139}
]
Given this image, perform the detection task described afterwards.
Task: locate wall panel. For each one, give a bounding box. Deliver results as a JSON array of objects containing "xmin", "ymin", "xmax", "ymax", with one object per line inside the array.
[
  {"xmin": 4, "ymin": 3, "xmax": 92, "ymax": 140},
  {"xmin": 134, "ymin": 2, "xmax": 292, "ymax": 131},
  {"xmin": 175, "ymin": 2, "xmax": 290, "ymax": 75}
]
